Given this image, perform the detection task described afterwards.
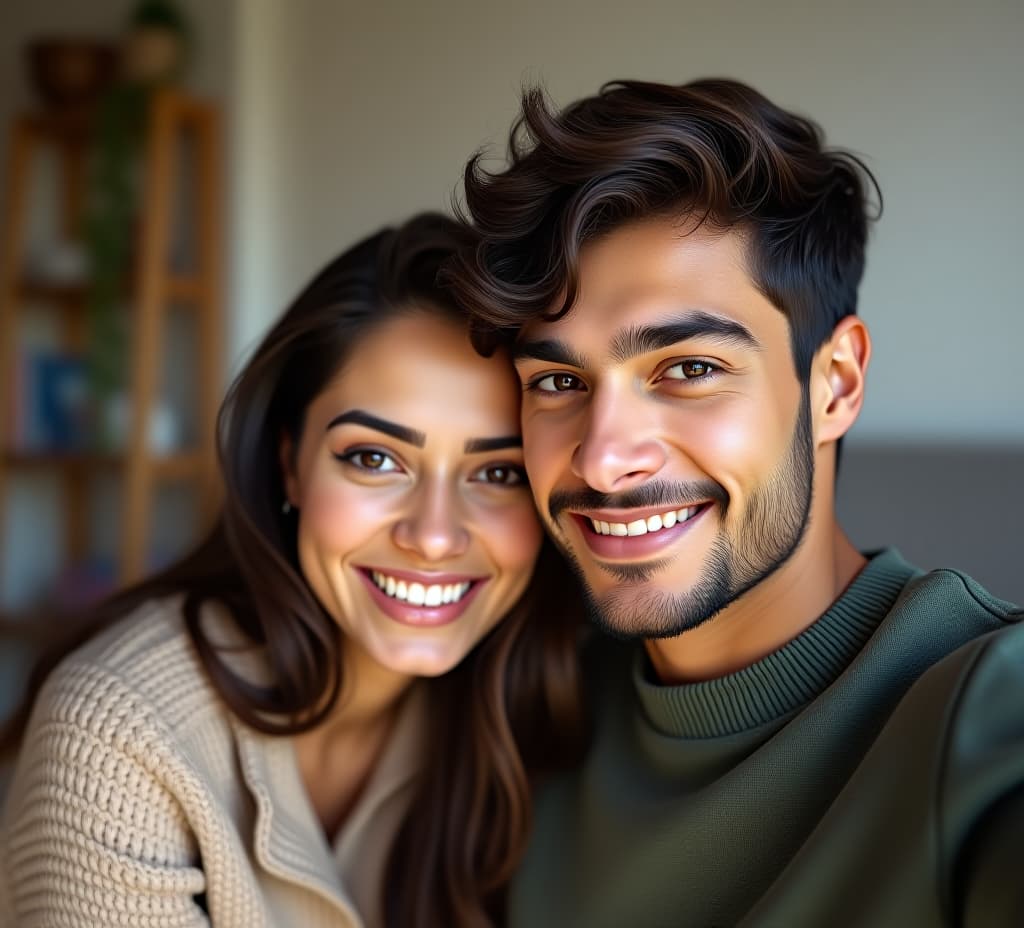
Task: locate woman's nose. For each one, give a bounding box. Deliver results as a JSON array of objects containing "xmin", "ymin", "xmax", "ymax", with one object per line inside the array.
[{"xmin": 391, "ymin": 479, "xmax": 471, "ymax": 562}]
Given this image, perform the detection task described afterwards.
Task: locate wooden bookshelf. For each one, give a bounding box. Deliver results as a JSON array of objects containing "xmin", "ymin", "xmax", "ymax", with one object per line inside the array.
[{"xmin": 0, "ymin": 89, "xmax": 223, "ymax": 604}]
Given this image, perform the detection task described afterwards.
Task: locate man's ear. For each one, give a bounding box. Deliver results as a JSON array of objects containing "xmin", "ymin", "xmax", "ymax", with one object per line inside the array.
[
  {"xmin": 279, "ymin": 432, "xmax": 301, "ymax": 509},
  {"xmin": 811, "ymin": 315, "xmax": 871, "ymax": 446}
]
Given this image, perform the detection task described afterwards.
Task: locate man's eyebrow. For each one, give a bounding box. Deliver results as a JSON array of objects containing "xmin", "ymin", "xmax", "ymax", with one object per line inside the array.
[
  {"xmin": 325, "ymin": 410, "xmax": 425, "ymax": 447},
  {"xmin": 610, "ymin": 312, "xmax": 761, "ymax": 363},
  {"xmin": 512, "ymin": 338, "xmax": 588, "ymax": 369},
  {"xmin": 464, "ymin": 435, "xmax": 523, "ymax": 454}
]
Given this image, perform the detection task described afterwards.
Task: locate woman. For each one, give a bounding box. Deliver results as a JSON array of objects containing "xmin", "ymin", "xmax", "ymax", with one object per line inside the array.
[{"xmin": 0, "ymin": 213, "xmax": 585, "ymax": 927}]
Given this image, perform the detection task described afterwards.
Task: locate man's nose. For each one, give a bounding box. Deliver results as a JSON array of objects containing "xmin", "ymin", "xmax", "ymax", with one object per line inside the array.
[
  {"xmin": 571, "ymin": 386, "xmax": 666, "ymax": 494},
  {"xmin": 391, "ymin": 478, "xmax": 471, "ymax": 562}
]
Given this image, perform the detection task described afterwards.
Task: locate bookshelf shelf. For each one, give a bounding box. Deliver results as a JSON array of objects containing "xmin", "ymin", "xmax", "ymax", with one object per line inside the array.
[
  {"xmin": 2, "ymin": 449, "xmax": 204, "ymax": 479},
  {"xmin": 17, "ymin": 274, "xmax": 203, "ymax": 305}
]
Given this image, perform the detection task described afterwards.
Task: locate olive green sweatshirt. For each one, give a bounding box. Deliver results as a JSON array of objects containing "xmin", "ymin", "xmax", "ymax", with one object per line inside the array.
[{"xmin": 510, "ymin": 550, "xmax": 1024, "ymax": 928}]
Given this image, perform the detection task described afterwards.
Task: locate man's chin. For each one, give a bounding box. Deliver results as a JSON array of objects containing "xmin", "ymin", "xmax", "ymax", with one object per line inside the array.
[{"xmin": 581, "ymin": 579, "xmax": 730, "ymax": 641}]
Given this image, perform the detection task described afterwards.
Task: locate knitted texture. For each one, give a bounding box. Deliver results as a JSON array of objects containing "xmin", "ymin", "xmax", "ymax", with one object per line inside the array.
[{"xmin": 0, "ymin": 599, "xmax": 415, "ymax": 928}]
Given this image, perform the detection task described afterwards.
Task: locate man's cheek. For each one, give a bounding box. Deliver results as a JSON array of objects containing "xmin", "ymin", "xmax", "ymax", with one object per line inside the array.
[{"xmin": 524, "ymin": 432, "xmax": 560, "ymax": 484}]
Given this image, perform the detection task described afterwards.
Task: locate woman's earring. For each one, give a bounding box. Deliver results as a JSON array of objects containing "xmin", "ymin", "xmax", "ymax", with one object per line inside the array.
[{"xmin": 282, "ymin": 500, "xmax": 293, "ymax": 515}]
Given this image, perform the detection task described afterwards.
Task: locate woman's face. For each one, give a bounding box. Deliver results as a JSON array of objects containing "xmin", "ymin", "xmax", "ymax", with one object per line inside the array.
[{"xmin": 282, "ymin": 310, "xmax": 543, "ymax": 678}]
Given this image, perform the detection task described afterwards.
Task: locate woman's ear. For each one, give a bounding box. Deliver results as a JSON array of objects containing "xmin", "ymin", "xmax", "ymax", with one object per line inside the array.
[
  {"xmin": 811, "ymin": 315, "xmax": 872, "ymax": 446},
  {"xmin": 279, "ymin": 432, "xmax": 301, "ymax": 509}
]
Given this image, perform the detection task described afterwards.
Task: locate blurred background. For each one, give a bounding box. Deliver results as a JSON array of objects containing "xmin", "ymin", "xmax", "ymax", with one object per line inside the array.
[{"xmin": 0, "ymin": 0, "xmax": 1021, "ymax": 720}]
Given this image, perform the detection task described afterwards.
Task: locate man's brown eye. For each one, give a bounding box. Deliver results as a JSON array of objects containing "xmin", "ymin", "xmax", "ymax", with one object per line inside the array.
[
  {"xmin": 664, "ymin": 360, "xmax": 716, "ymax": 380},
  {"xmin": 534, "ymin": 372, "xmax": 583, "ymax": 392}
]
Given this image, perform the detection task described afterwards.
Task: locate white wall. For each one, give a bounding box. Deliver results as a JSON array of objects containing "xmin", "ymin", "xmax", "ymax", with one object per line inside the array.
[
  {"xmin": 231, "ymin": 0, "xmax": 1024, "ymax": 444},
  {"xmin": 228, "ymin": 0, "xmax": 292, "ymax": 372}
]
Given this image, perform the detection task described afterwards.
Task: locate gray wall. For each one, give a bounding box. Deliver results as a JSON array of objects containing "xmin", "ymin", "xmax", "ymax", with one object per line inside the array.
[{"xmin": 837, "ymin": 446, "xmax": 1023, "ymax": 603}]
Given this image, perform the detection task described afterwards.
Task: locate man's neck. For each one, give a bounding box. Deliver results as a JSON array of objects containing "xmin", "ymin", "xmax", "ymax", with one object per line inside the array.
[{"xmin": 644, "ymin": 527, "xmax": 866, "ymax": 685}]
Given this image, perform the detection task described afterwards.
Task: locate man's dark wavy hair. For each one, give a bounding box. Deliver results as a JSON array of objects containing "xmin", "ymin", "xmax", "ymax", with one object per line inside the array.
[{"xmin": 449, "ymin": 78, "xmax": 881, "ymax": 381}]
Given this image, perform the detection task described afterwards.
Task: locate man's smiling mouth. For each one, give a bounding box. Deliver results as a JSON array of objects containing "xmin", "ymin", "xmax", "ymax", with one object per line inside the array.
[
  {"xmin": 586, "ymin": 504, "xmax": 704, "ymax": 537},
  {"xmin": 568, "ymin": 502, "xmax": 713, "ymax": 562}
]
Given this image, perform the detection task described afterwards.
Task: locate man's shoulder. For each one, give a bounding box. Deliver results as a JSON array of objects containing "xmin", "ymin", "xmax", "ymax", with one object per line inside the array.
[
  {"xmin": 906, "ymin": 596, "xmax": 1024, "ymax": 734},
  {"xmin": 895, "ymin": 561, "xmax": 1022, "ymax": 627},
  {"xmin": 875, "ymin": 559, "xmax": 1023, "ymax": 670},
  {"xmin": 865, "ymin": 567, "xmax": 1024, "ymax": 808}
]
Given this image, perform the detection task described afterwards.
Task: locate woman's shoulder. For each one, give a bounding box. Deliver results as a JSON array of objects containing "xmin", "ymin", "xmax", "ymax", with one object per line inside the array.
[
  {"xmin": 2, "ymin": 597, "xmax": 236, "ymax": 927},
  {"xmin": 38, "ymin": 595, "xmax": 226, "ymax": 746}
]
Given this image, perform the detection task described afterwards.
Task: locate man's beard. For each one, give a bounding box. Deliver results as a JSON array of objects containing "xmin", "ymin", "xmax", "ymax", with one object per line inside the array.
[{"xmin": 548, "ymin": 390, "xmax": 815, "ymax": 640}]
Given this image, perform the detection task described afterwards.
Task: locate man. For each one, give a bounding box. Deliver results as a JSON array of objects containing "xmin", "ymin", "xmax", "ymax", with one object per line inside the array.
[{"xmin": 450, "ymin": 79, "xmax": 1024, "ymax": 927}]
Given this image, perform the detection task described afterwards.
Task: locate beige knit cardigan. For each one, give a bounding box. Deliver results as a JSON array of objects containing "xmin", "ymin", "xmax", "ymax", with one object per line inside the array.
[{"xmin": 0, "ymin": 597, "xmax": 425, "ymax": 927}]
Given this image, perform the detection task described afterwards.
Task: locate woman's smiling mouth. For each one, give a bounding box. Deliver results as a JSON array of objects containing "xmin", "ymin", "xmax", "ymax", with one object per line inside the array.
[
  {"xmin": 357, "ymin": 567, "xmax": 486, "ymax": 627},
  {"xmin": 369, "ymin": 570, "xmax": 473, "ymax": 606}
]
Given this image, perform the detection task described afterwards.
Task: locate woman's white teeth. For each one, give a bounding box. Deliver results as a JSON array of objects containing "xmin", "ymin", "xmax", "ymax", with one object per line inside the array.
[
  {"xmin": 371, "ymin": 571, "xmax": 471, "ymax": 605},
  {"xmin": 590, "ymin": 506, "xmax": 697, "ymax": 536}
]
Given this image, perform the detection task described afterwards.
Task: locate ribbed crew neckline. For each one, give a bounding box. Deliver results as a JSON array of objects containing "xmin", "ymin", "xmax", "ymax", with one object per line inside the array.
[{"xmin": 634, "ymin": 549, "xmax": 919, "ymax": 739}]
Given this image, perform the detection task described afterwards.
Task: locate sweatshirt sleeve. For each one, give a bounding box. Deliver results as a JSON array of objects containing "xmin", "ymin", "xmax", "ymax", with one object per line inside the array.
[
  {"xmin": 944, "ymin": 624, "xmax": 1024, "ymax": 928},
  {"xmin": 1, "ymin": 661, "xmax": 211, "ymax": 927},
  {"xmin": 958, "ymin": 789, "xmax": 1024, "ymax": 927}
]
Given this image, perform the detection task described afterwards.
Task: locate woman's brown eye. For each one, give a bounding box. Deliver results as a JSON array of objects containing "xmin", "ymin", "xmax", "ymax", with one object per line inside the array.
[
  {"xmin": 472, "ymin": 464, "xmax": 528, "ymax": 486},
  {"xmin": 337, "ymin": 449, "xmax": 400, "ymax": 472}
]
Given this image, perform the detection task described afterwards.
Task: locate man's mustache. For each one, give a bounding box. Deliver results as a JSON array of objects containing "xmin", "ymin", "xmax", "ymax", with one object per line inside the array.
[{"xmin": 548, "ymin": 480, "xmax": 729, "ymax": 522}]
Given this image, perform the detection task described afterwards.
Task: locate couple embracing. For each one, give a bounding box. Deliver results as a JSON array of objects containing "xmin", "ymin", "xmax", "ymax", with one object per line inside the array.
[{"xmin": 2, "ymin": 77, "xmax": 1021, "ymax": 928}]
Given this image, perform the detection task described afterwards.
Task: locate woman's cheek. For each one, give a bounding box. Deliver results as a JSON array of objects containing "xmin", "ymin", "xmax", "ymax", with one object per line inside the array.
[{"xmin": 302, "ymin": 478, "xmax": 386, "ymax": 549}]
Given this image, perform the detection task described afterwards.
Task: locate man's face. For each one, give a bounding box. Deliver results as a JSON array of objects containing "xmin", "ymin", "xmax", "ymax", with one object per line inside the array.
[{"xmin": 514, "ymin": 217, "xmax": 816, "ymax": 639}]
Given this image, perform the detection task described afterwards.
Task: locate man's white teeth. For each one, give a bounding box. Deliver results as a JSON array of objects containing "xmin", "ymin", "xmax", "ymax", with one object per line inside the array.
[
  {"xmin": 589, "ymin": 506, "xmax": 698, "ymax": 536},
  {"xmin": 371, "ymin": 571, "xmax": 471, "ymax": 606}
]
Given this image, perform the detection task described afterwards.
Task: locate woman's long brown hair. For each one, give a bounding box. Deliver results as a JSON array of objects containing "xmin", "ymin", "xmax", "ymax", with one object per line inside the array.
[{"xmin": 1, "ymin": 212, "xmax": 587, "ymax": 927}]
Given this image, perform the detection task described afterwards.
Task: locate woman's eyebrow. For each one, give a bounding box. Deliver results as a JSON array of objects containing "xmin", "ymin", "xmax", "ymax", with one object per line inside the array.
[
  {"xmin": 464, "ymin": 435, "xmax": 523, "ymax": 454},
  {"xmin": 326, "ymin": 409, "xmax": 426, "ymax": 447}
]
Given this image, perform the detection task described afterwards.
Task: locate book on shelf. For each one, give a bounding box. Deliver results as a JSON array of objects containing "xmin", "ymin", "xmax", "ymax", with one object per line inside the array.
[{"xmin": 9, "ymin": 349, "xmax": 91, "ymax": 453}]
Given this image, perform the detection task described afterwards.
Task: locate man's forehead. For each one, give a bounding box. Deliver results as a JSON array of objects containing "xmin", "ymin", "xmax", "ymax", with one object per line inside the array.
[{"xmin": 518, "ymin": 219, "xmax": 776, "ymax": 334}]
